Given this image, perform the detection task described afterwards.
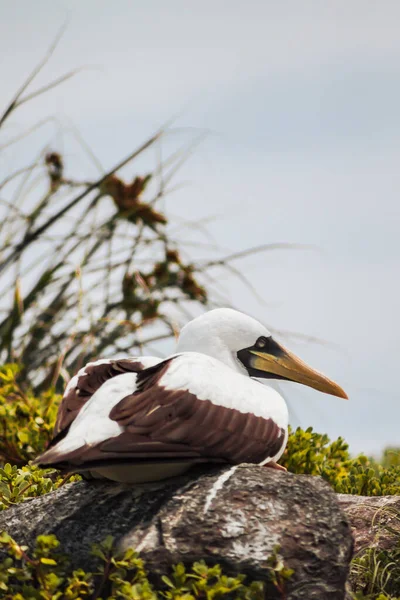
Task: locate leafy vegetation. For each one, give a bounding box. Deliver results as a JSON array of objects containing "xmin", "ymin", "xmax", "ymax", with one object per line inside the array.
[
  {"xmin": 281, "ymin": 427, "xmax": 400, "ymax": 496},
  {"xmin": 0, "ymin": 532, "xmax": 289, "ymax": 599},
  {"xmin": 0, "ymin": 363, "xmax": 60, "ymax": 465},
  {"xmin": 0, "ymin": 462, "xmax": 80, "ymax": 511}
]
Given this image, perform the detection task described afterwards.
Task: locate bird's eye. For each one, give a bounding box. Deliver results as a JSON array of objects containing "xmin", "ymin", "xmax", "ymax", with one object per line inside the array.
[{"xmin": 256, "ymin": 336, "xmax": 268, "ymax": 349}]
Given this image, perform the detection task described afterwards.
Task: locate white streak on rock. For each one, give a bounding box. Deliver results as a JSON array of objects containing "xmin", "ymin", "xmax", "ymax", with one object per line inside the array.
[
  {"xmin": 203, "ymin": 466, "xmax": 238, "ymax": 514},
  {"xmin": 134, "ymin": 525, "xmax": 160, "ymax": 553}
]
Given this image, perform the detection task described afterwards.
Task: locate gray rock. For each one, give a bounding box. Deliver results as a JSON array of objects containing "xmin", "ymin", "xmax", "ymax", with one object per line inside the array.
[
  {"xmin": 0, "ymin": 465, "xmax": 353, "ymax": 599},
  {"xmin": 337, "ymin": 495, "xmax": 400, "ymax": 596},
  {"xmin": 337, "ymin": 493, "xmax": 400, "ymax": 554}
]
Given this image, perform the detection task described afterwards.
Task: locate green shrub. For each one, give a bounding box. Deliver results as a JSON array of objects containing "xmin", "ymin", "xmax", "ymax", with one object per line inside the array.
[
  {"xmin": 0, "ymin": 532, "xmax": 281, "ymax": 599},
  {"xmin": 0, "ymin": 463, "xmax": 79, "ymax": 511},
  {"xmin": 0, "ymin": 362, "xmax": 80, "ymax": 510},
  {"xmin": 0, "ymin": 364, "xmax": 59, "ymax": 465},
  {"xmin": 281, "ymin": 427, "xmax": 400, "ymax": 496},
  {"xmin": 381, "ymin": 448, "xmax": 400, "ymax": 469}
]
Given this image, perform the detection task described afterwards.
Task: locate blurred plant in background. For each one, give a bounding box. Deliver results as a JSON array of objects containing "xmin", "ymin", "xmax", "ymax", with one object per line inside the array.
[
  {"xmin": 1, "ymin": 33, "xmax": 292, "ymax": 392},
  {"xmin": 0, "ymin": 60, "xmax": 206, "ymax": 390}
]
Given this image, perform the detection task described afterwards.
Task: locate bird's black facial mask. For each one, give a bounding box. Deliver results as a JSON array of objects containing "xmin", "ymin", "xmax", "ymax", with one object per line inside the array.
[
  {"xmin": 237, "ymin": 336, "xmax": 288, "ymax": 380},
  {"xmin": 237, "ymin": 336, "xmax": 348, "ymax": 398}
]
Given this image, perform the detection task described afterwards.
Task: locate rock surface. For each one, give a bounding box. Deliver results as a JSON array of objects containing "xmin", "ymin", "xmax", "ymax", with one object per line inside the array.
[
  {"xmin": 337, "ymin": 493, "xmax": 400, "ymax": 554},
  {"xmin": 0, "ymin": 465, "xmax": 353, "ymax": 599}
]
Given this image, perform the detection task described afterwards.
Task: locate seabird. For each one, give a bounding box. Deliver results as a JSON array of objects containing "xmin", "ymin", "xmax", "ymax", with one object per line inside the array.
[{"xmin": 35, "ymin": 308, "xmax": 347, "ymax": 482}]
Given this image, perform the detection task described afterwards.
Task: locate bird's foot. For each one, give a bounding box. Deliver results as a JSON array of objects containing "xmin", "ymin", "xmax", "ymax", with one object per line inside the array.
[{"xmin": 263, "ymin": 461, "xmax": 287, "ymax": 472}]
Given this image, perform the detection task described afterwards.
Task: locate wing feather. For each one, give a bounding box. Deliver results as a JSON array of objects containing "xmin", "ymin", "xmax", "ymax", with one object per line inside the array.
[{"xmin": 54, "ymin": 357, "xmax": 159, "ymax": 435}]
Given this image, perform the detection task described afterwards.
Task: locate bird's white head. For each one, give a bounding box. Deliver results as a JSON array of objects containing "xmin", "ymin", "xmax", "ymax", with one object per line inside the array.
[
  {"xmin": 177, "ymin": 307, "xmax": 271, "ymax": 356},
  {"xmin": 177, "ymin": 307, "xmax": 347, "ymax": 399}
]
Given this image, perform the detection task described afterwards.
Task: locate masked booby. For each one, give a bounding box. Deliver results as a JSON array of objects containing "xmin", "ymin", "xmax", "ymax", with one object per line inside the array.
[{"xmin": 35, "ymin": 308, "xmax": 347, "ymax": 482}]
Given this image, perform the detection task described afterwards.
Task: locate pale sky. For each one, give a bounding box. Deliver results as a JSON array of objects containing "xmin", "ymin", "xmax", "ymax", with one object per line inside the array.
[{"xmin": 1, "ymin": 1, "xmax": 400, "ymax": 455}]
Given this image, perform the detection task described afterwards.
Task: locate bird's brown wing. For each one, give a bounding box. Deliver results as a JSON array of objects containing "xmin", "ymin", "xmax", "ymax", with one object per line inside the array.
[
  {"xmin": 54, "ymin": 358, "xmax": 148, "ymax": 435},
  {"xmin": 43, "ymin": 359, "xmax": 286, "ymax": 470}
]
